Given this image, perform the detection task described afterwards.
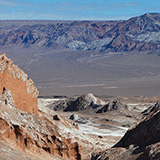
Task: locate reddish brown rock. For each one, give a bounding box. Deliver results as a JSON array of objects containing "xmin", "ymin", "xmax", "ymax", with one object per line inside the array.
[
  {"xmin": 0, "ymin": 54, "xmax": 83, "ymax": 160},
  {"xmin": 0, "ymin": 102, "xmax": 81, "ymax": 160},
  {"xmin": 0, "ymin": 54, "xmax": 39, "ymax": 114}
]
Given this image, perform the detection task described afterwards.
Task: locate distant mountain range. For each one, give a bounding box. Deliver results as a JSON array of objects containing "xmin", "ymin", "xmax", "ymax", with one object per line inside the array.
[{"xmin": 0, "ymin": 13, "xmax": 160, "ymax": 52}]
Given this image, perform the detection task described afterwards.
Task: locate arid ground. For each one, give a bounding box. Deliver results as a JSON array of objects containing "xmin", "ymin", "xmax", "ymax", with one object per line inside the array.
[{"xmin": 1, "ymin": 47, "xmax": 160, "ymax": 97}]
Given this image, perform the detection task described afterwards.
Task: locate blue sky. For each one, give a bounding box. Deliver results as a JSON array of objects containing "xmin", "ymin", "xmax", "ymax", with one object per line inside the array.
[{"xmin": 0, "ymin": 0, "xmax": 159, "ymax": 20}]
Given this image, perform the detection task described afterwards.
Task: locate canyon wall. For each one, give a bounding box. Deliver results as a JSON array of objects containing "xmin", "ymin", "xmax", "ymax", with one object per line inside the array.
[
  {"xmin": 0, "ymin": 101, "xmax": 81, "ymax": 160},
  {"xmin": 0, "ymin": 54, "xmax": 81, "ymax": 160},
  {"xmin": 0, "ymin": 54, "xmax": 38, "ymax": 114}
]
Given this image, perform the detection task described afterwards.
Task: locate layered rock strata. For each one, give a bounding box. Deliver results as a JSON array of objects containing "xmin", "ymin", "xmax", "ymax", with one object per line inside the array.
[{"xmin": 0, "ymin": 102, "xmax": 81, "ymax": 160}]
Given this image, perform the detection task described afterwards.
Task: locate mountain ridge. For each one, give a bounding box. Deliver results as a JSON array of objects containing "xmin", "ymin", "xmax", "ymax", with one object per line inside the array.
[{"xmin": 0, "ymin": 13, "xmax": 160, "ymax": 52}]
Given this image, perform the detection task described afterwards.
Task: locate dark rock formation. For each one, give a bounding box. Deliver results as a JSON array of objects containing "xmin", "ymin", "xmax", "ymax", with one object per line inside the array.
[
  {"xmin": 53, "ymin": 115, "xmax": 60, "ymax": 121},
  {"xmin": 115, "ymin": 104, "xmax": 160, "ymax": 148},
  {"xmin": 91, "ymin": 101, "xmax": 160, "ymax": 160},
  {"xmin": 142, "ymin": 102, "xmax": 160, "ymax": 116},
  {"xmin": 69, "ymin": 114, "xmax": 89, "ymax": 124},
  {"xmin": 96, "ymin": 100, "xmax": 128, "ymax": 113},
  {"xmin": 51, "ymin": 93, "xmax": 104, "ymax": 112},
  {"xmin": 53, "ymin": 97, "xmax": 76, "ymax": 111}
]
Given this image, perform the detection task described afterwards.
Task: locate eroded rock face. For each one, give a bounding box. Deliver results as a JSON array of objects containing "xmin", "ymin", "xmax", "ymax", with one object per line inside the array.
[
  {"xmin": 96, "ymin": 100, "xmax": 129, "ymax": 113},
  {"xmin": 91, "ymin": 102, "xmax": 160, "ymax": 160},
  {"xmin": 0, "ymin": 102, "xmax": 81, "ymax": 160},
  {"xmin": 0, "ymin": 54, "xmax": 82, "ymax": 159},
  {"xmin": 115, "ymin": 104, "xmax": 160, "ymax": 148},
  {"xmin": 51, "ymin": 93, "xmax": 105, "ymax": 112},
  {"xmin": 0, "ymin": 54, "xmax": 39, "ymax": 114},
  {"xmin": 142, "ymin": 102, "xmax": 160, "ymax": 116}
]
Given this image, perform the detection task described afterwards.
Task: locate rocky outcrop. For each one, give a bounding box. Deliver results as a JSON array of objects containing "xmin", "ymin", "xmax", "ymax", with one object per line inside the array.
[
  {"xmin": 142, "ymin": 101, "xmax": 160, "ymax": 116},
  {"xmin": 91, "ymin": 102, "xmax": 160, "ymax": 160},
  {"xmin": 115, "ymin": 103, "xmax": 160, "ymax": 148},
  {"xmin": 0, "ymin": 54, "xmax": 39, "ymax": 114},
  {"xmin": 51, "ymin": 93, "xmax": 105, "ymax": 112},
  {"xmin": 0, "ymin": 102, "xmax": 81, "ymax": 160},
  {"xmin": 96, "ymin": 100, "xmax": 128, "ymax": 113},
  {"xmin": 69, "ymin": 114, "xmax": 89, "ymax": 124}
]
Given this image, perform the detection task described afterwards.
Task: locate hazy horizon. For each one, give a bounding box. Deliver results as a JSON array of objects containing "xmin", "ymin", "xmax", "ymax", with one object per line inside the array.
[
  {"xmin": 0, "ymin": 12, "xmax": 159, "ymax": 21},
  {"xmin": 0, "ymin": 0, "xmax": 159, "ymax": 20}
]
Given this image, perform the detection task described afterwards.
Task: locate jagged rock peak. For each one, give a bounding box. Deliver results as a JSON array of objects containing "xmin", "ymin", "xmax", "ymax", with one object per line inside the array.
[
  {"xmin": 0, "ymin": 53, "xmax": 39, "ymax": 114},
  {"xmin": 91, "ymin": 102, "xmax": 160, "ymax": 160},
  {"xmin": 52, "ymin": 93, "xmax": 105, "ymax": 112},
  {"xmin": 79, "ymin": 93, "xmax": 104, "ymax": 105},
  {"xmin": 114, "ymin": 102, "xmax": 160, "ymax": 148},
  {"xmin": 142, "ymin": 101, "xmax": 160, "ymax": 116},
  {"xmin": 96, "ymin": 100, "xmax": 128, "ymax": 113}
]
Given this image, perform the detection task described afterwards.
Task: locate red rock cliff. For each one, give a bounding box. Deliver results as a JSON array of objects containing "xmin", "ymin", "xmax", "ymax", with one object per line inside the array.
[{"xmin": 0, "ymin": 54, "xmax": 38, "ymax": 114}]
